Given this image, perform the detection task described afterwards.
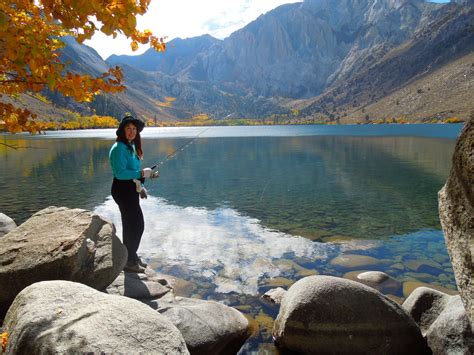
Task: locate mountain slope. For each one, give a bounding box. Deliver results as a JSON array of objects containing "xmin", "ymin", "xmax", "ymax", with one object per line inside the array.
[{"xmin": 300, "ymin": 2, "xmax": 474, "ymax": 122}]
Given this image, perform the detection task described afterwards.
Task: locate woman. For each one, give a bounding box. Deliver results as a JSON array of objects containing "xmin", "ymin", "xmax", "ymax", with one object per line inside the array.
[{"xmin": 109, "ymin": 115, "xmax": 155, "ymax": 273}]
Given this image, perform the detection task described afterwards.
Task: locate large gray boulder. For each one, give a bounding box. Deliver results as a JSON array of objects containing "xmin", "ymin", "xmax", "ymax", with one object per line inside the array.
[
  {"xmin": 0, "ymin": 206, "xmax": 127, "ymax": 317},
  {"xmin": 438, "ymin": 118, "xmax": 474, "ymax": 325},
  {"xmin": 158, "ymin": 297, "xmax": 250, "ymax": 355},
  {"xmin": 3, "ymin": 280, "xmax": 189, "ymax": 354},
  {"xmin": 273, "ymin": 275, "xmax": 430, "ymax": 354},
  {"xmin": 0, "ymin": 212, "xmax": 16, "ymax": 237},
  {"xmin": 403, "ymin": 287, "xmax": 473, "ymax": 355}
]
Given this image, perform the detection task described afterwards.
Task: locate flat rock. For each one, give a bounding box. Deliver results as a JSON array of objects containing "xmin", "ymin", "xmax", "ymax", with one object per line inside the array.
[
  {"xmin": 0, "ymin": 206, "xmax": 127, "ymax": 317},
  {"xmin": 105, "ymin": 270, "xmax": 173, "ymax": 300},
  {"xmin": 3, "ymin": 280, "xmax": 189, "ymax": 354},
  {"xmin": 273, "ymin": 275, "xmax": 430, "ymax": 354}
]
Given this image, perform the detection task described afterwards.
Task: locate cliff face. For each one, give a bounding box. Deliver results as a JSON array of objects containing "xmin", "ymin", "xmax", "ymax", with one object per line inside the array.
[{"xmin": 302, "ymin": 3, "xmax": 474, "ymax": 122}]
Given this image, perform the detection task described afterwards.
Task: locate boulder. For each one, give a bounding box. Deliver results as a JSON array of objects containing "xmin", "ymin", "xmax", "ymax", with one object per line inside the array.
[
  {"xmin": 262, "ymin": 287, "xmax": 287, "ymax": 305},
  {"xmin": 158, "ymin": 297, "xmax": 250, "ymax": 355},
  {"xmin": 273, "ymin": 275, "xmax": 430, "ymax": 354},
  {"xmin": 403, "ymin": 287, "xmax": 473, "ymax": 354},
  {"xmin": 0, "ymin": 206, "xmax": 127, "ymax": 317},
  {"xmin": 438, "ymin": 118, "xmax": 473, "ymax": 325},
  {"xmin": 0, "ymin": 213, "xmax": 16, "ymax": 237},
  {"xmin": 3, "ymin": 280, "xmax": 189, "ymax": 354}
]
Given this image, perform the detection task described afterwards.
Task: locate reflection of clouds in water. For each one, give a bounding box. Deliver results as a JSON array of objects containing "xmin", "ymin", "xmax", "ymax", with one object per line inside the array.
[{"xmin": 94, "ymin": 195, "xmax": 335, "ymax": 295}]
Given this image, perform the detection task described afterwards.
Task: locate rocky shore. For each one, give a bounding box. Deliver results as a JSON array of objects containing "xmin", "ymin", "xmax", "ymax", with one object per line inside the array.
[
  {"xmin": 0, "ymin": 207, "xmax": 251, "ymax": 354},
  {"xmin": 0, "ymin": 120, "xmax": 472, "ymax": 354}
]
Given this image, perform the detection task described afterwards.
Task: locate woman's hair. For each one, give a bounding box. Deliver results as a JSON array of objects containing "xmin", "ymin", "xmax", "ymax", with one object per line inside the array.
[{"xmin": 116, "ymin": 122, "xmax": 143, "ymax": 159}]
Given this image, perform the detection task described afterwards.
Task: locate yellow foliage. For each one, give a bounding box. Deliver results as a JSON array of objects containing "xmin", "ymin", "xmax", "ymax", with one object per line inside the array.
[
  {"xmin": 192, "ymin": 113, "xmax": 210, "ymax": 121},
  {"xmin": 444, "ymin": 117, "xmax": 463, "ymax": 124},
  {"xmin": 36, "ymin": 115, "xmax": 118, "ymax": 131},
  {"xmin": 0, "ymin": 0, "xmax": 166, "ymax": 133},
  {"xmin": 156, "ymin": 96, "xmax": 177, "ymax": 108}
]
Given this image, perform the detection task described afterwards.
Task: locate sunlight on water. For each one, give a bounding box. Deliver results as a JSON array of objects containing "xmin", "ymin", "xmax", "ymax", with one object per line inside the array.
[{"xmin": 94, "ymin": 194, "xmax": 337, "ymax": 295}]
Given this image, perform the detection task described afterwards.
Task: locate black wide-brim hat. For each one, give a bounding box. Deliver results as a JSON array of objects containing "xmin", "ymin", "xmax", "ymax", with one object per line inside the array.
[{"xmin": 116, "ymin": 115, "xmax": 145, "ymax": 136}]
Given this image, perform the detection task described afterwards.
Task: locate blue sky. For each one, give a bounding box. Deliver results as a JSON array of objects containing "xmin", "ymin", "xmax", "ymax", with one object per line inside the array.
[{"xmin": 86, "ymin": 0, "xmax": 451, "ymax": 59}]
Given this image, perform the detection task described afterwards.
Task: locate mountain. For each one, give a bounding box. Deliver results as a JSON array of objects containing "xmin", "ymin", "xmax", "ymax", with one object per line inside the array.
[
  {"xmin": 18, "ymin": 0, "xmax": 473, "ymax": 123},
  {"xmin": 110, "ymin": 0, "xmax": 445, "ymax": 99},
  {"xmin": 301, "ymin": 1, "xmax": 474, "ymax": 122},
  {"xmin": 107, "ymin": 35, "xmax": 221, "ymax": 74}
]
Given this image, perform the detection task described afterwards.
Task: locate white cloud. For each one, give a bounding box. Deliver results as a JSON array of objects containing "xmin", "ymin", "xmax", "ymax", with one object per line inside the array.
[{"xmin": 85, "ymin": 0, "xmax": 302, "ymax": 59}]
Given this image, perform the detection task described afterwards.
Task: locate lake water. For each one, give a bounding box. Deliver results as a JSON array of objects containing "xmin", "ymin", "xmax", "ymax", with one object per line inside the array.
[{"xmin": 0, "ymin": 124, "xmax": 463, "ymax": 353}]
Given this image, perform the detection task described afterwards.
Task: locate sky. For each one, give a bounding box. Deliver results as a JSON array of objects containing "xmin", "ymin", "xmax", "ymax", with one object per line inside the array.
[
  {"xmin": 85, "ymin": 0, "xmax": 451, "ymax": 60},
  {"xmin": 85, "ymin": 0, "xmax": 303, "ymax": 60}
]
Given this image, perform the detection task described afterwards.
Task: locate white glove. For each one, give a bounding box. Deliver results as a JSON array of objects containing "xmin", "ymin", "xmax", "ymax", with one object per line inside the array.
[
  {"xmin": 133, "ymin": 179, "xmax": 142, "ymax": 193},
  {"xmin": 142, "ymin": 168, "xmax": 153, "ymax": 178},
  {"xmin": 151, "ymin": 170, "xmax": 160, "ymax": 179}
]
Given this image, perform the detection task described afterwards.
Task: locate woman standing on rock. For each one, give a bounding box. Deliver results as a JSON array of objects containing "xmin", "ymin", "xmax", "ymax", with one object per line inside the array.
[{"xmin": 109, "ymin": 115, "xmax": 158, "ymax": 273}]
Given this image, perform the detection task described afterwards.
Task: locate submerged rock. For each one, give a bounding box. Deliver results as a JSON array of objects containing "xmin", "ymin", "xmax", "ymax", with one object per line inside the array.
[
  {"xmin": 403, "ymin": 281, "xmax": 458, "ymax": 298},
  {"xmin": 0, "ymin": 213, "xmax": 16, "ymax": 237},
  {"xmin": 158, "ymin": 296, "xmax": 250, "ymax": 355},
  {"xmin": 273, "ymin": 275, "xmax": 430, "ymax": 354},
  {"xmin": 403, "ymin": 287, "xmax": 473, "ymax": 354},
  {"xmin": 0, "ymin": 206, "xmax": 127, "ymax": 317},
  {"xmin": 344, "ymin": 270, "xmax": 402, "ymax": 295},
  {"xmin": 3, "ymin": 280, "xmax": 189, "ymax": 354},
  {"xmin": 405, "ymin": 259, "xmax": 444, "ymax": 275},
  {"xmin": 330, "ymin": 254, "xmax": 386, "ymax": 269},
  {"xmin": 438, "ymin": 118, "xmax": 473, "ymax": 325}
]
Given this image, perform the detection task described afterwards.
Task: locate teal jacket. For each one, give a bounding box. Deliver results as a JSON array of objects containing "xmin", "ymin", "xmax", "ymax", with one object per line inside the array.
[{"xmin": 109, "ymin": 141, "xmax": 141, "ymax": 180}]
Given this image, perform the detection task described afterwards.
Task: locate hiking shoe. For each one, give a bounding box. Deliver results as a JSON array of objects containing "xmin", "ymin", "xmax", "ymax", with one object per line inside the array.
[
  {"xmin": 136, "ymin": 257, "xmax": 148, "ymax": 268},
  {"xmin": 123, "ymin": 261, "xmax": 145, "ymax": 273}
]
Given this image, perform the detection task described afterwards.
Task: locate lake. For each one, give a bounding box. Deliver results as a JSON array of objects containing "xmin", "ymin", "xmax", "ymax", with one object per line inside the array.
[{"xmin": 0, "ymin": 124, "xmax": 463, "ymax": 353}]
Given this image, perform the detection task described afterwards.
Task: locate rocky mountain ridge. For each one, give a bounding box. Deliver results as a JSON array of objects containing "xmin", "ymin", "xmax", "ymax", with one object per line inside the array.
[{"xmin": 25, "ymin": 0, "xmax": 474, "ymax": 123}]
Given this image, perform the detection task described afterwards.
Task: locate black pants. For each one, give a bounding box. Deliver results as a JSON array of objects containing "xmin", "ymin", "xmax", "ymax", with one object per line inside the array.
[{"xmin": 111, "ymin": 178, "xmax": 144, "ymax": 263}]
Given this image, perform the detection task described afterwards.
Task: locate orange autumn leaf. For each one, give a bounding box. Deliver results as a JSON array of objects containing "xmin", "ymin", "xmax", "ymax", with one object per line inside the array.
[{"xmin": 1, "ymin": 332, "xmax": 8, "ymax": 352}]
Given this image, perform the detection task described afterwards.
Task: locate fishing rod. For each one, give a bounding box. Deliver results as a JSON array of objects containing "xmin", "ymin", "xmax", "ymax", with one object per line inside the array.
[
  {"xmin": 150, "ymin": 126, "xmax": 211, "ymax": 170},
  {"xmin": 134, "ymin": 126, "xmax": 211, "ymax": 198}
]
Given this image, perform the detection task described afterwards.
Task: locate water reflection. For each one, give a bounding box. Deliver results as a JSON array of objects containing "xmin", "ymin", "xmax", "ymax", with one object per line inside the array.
[{"xmin": 94, "ymin": 196, "xmax": 336, "ymax": 295}]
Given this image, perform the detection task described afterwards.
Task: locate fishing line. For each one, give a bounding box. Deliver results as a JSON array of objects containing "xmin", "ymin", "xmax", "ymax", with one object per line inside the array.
[{"xmin": 150, "ymin": 126, "xmax": 211, "ymax": 170}]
